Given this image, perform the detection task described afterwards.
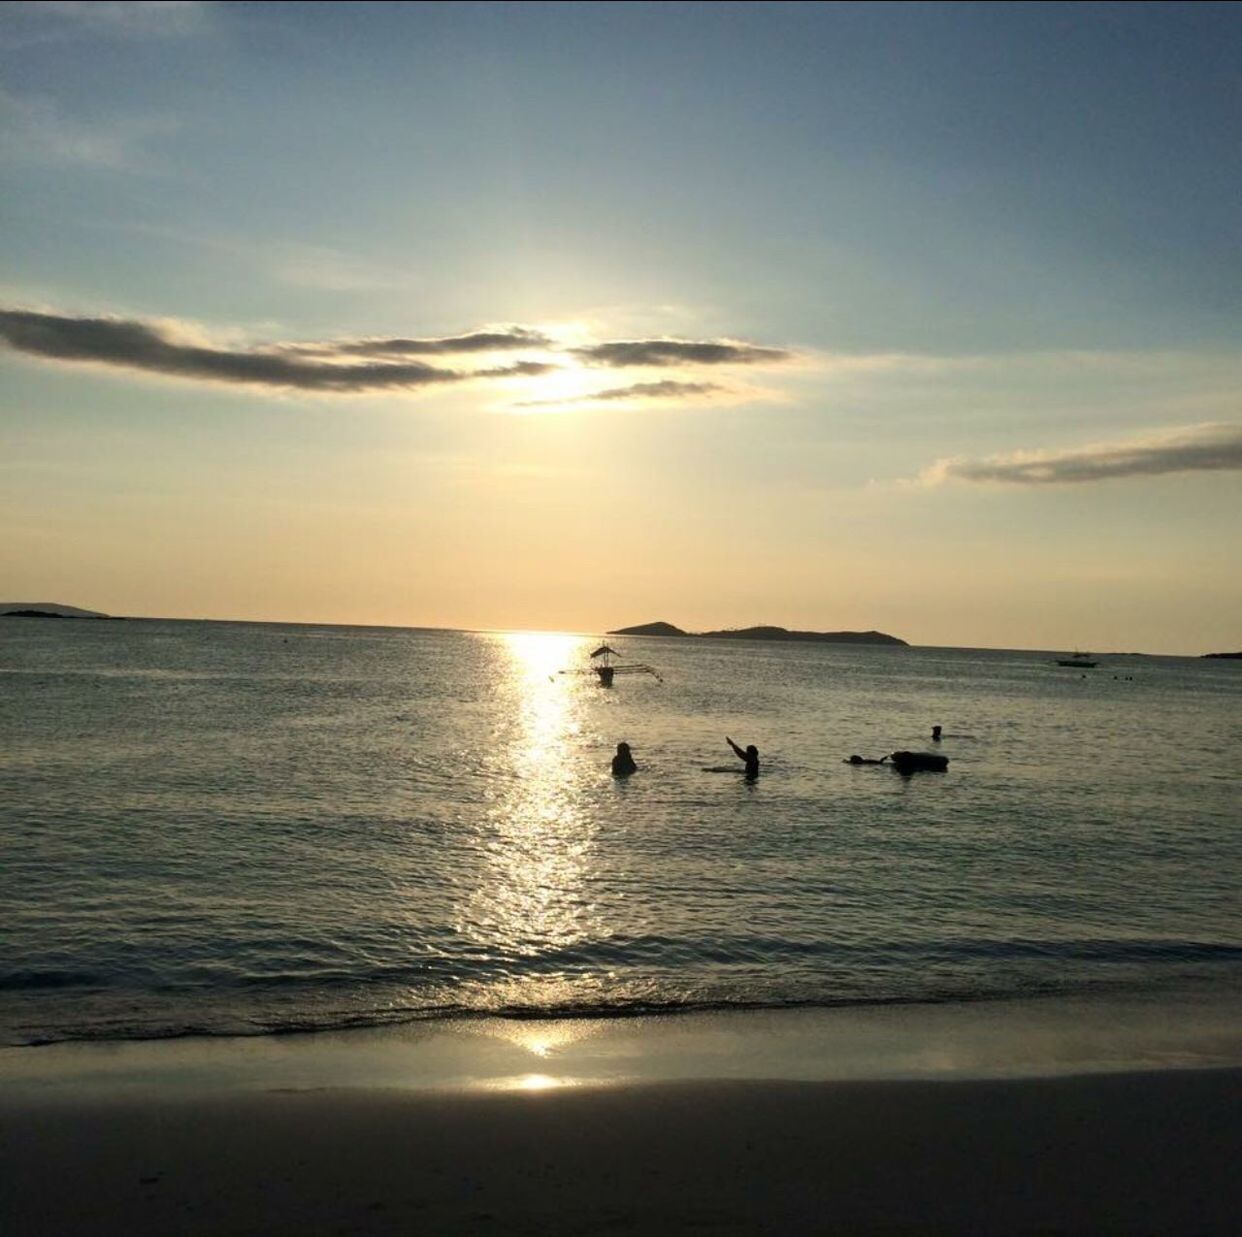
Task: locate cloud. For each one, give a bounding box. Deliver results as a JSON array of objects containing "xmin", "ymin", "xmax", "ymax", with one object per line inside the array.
[
  {"xmin": 516, "ymin": 380, "xmax": 725, "ymax": 407},
  {"xmin": 585, "ymin": 379, "xmax": 722, "ymax": 401},
  {"xmin": 0, "ymin": 86, "xmax": 175, "ymax": 169},
  {"xmin": 326, "ymin": 328, "xmax": 553, "ymax": 357},
  {"xmin": 265, "ymin": 245, "xmax": 421, "ymax": 294},
  {"xmin": 0, "ymin": 303, "xmax": 792, "ymax": 406},
  {"xmin": 0, "ymin": 308, "xmax": 551, "ymax": 393},
  {"xmin": 1, "ymin": 2, "xmax": 207, "ymax": 47},
  {"xmin": 573, "ymin": 338, "xmax": 791, "ymax": 367},
  {"xmin": 480, "ymin": 360, "xmax": 557, "ymax": 379},
  {"xmin": 920, "ymin": 423, "xmax": 1242, "ymax": 486},
  {"xmin": 517, "ymin": 379, "xmax": 723, "ymax": 408},
  {"xmin": 102, "ymin": 225, "xmax": 422, "ymax": 294}
]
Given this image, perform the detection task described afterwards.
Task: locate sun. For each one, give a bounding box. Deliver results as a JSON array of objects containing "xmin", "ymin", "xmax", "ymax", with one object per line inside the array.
[{"xmin": 506, "ymin": 362, "xmax": 602, "ymax": 413}]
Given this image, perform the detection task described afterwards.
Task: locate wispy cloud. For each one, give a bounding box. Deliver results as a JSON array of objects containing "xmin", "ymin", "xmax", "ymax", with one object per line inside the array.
[
  {"xmin": 919, "ymin": 423, "xmax": 1242, "ymax": 486},
  {"xmin": 517, "ymin": 379, "xmax": 724, "ymax": 408},
  {"xmin": 265, "ymin": 244, "xmax": 420, "ymax": 294},
  {"xmin": 0, "ymin": 308, "xmax": 554, "ymax": 393},
  {"xmin": 321, "ymin": 329, "xmax": 553, "ymax": 357},
  {"xmin": 573, "ymin": 338, "xmax": 790, "ymax": 367},
  {"xmin": 1, "ymin": 2, "xmax": 208, "ymax": 47},
  {"xmin": 0, "ymin": 86, "xmax": 175, "ymax": 169},
  {"xmin": 100, "ymin": 225, "xmax": 421, "ymax": 294}
]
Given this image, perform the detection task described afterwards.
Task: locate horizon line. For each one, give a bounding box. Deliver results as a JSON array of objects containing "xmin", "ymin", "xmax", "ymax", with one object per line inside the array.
[{"xmin": 1, "ymin": 606, "xmax": 1227, "ymax": 660}]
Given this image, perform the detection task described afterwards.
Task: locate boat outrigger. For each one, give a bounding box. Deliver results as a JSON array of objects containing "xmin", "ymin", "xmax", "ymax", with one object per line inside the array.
[
  {"xmin": 1055, "ymin": 652, "xmax": 1099, "ymax": 668},
  {"xmin": 559, "ymin": 644, "xmax": 662, "ymax": 687}
]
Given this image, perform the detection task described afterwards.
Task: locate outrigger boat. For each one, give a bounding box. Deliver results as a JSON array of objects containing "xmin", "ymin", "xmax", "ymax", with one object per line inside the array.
[
  {"xmin": 1055, "ymin": 652, "xmax": 1098, "ymax": 668},
  {"xmin": 559, "ymin": 644, "xmax": 662, "ymax": 687}
]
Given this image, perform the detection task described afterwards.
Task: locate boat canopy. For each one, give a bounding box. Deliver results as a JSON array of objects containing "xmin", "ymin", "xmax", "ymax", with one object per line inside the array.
[{"xmin": 558, "ymin": 643, "xmax": 662, "ymax": 683}]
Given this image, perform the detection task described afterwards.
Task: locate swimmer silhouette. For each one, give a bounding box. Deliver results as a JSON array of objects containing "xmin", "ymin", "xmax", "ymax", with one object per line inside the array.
[
  {"xmin": 931, "ymin": 725, "xmax": 942, "ymax": 741},
  {"xmin": 726, "ymin": 736, "xmax": 760, "ymax": 779},
  {"xmin": 611, "ymin": 742, "xmax": 637, "ymax": 776}
]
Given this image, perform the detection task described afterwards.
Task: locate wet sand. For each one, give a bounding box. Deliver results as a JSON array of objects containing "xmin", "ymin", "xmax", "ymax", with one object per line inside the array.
[
  {"xmin": 5, "ymin": 1000, "xmax": 1242, "ymax": 1235},
  {"xmin": 4, "ymin": 1068, "xmax": 1240, "ymax": 1235}
]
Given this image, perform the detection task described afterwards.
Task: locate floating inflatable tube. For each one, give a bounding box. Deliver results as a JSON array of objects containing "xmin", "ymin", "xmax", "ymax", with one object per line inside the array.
[{"xmin": 889, "ymin": 750, "xmax": 949, "ymax": 773}]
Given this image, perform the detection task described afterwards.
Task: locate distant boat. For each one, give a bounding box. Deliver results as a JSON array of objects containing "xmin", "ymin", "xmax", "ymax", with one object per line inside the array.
[
  {"xmin": 558, "ymin": 644, "xmax": 662, "ymax": 687},
  {"xmin": 1055, "ymin": 652, "xmax": 1099, "ymax": 668}
]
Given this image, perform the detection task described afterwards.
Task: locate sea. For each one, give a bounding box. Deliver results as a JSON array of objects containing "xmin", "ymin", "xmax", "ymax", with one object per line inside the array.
[{"xmin": 2, "ymin": 619, "xmax": 1240, "ymax": 1049}]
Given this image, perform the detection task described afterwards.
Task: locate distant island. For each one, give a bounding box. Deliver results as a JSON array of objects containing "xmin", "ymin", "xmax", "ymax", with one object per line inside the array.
[
  {"xmin": 0, "ymin": 602, "xmax": 116, "ymax": 619},
  {"xmin": 1202, "ymin": 651, "xmax": 1242, "ymax": 659},
  {"xmin": 608, "ymin": 620, "xmax": 908, "ymax": 646}
]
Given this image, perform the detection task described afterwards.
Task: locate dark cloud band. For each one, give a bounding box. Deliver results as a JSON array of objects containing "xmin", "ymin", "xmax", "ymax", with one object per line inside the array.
[
  {"xmin": 573, "ymin": 339, "xmax": 790, "ymax": 367},
  {"xmin": 0, "ymin": 306, "xmax": 792, "ymax": 397},
  {"xmin": 328, "ymin": 328, "xmax": 552, "ymax": 356},
  {"xmin": 0, "ymin": 309, "xmax": 551, "ymax": 392},
  {"xmin": 0, "ymin": 309, "xmax": 453, "ymax": 390},
  {"xmin": 929, "ymin": 423, "xmax": 1242, "ymax": 485}
]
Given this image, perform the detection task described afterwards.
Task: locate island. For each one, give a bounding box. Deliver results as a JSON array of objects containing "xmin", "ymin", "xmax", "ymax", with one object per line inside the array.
[
  {"xmin": 1202, "ymin": 651, "xmax": 1242, "ymax": 659},
  {"xmin": 0, "ymin": 602, "xmax": 116, "ymax": 619},
  {"xmin": 609, "ymin": 620, "xmax": 907, "ymax": 646}
]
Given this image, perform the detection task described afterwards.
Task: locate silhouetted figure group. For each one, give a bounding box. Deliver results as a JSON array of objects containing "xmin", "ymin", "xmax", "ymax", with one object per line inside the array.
[
  {"xmin": 611, "ymin": 736, "xmax": 761, "ymax": 779},
  {"xmin": 616, "ymin": 725, "xmax": 958, "ymax": 781},
  {"xmin": 843, "ymin": 725, "xmax": 953, "ymax": 773}
]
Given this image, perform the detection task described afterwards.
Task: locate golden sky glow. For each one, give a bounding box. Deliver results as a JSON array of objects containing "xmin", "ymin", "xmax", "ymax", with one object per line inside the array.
[{"xmin": 2, "ymin": 3, "xmax": 1240, "ymax": 652}]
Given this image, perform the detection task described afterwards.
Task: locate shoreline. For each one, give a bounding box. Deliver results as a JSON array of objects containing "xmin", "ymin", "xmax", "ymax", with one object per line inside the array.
[
  {"xmin": 5, "ymin": 996, "xmax": 1242, "ymax": 1233},
  {"xmin": 7, "ymin": 988, "xmax": 1242, "ymax": 1096}
]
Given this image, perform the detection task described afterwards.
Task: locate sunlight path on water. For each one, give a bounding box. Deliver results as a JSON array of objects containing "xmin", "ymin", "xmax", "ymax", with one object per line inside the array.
[{"xmin": 455, "ymin": 633, "xmax": 601, "ymax": 1008}]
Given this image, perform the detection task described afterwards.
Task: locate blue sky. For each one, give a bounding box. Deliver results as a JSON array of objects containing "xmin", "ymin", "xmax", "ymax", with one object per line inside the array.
[{"xmin": 2, "ymin": 2, "xmax": 1239, "ymax": 650}]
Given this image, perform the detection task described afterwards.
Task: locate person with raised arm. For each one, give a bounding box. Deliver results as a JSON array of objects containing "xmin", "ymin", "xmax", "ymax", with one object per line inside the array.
[{"xmin": 726, "ymin": 736, "xmax": 760, "ymax": 780}]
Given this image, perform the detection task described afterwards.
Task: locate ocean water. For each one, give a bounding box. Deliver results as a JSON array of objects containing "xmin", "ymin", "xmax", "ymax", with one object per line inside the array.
[{"xmin": 1, "ymin": 619, "xmax": 1240, "ymax": 1047}]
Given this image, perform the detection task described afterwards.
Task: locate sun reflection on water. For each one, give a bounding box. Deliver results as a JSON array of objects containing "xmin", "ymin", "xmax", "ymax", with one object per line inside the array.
[
  {"xmin": 481, "ymin": 1019, "xmax": 603, "ymax": 1061},
  {"xmin": 455, "ymin": 632, "xmax": 603, "ymax": 1005},
  {"xmin": 503, "ymin": 632, "xmax": 587, "ymax": 785},
  {"xmin": 484, "ymin": 1072, "xmax": 577, "ymax": 1093},
  {"xmin": 513, "ymin": 1073, "xmax": 564, "ymax": 1091}
]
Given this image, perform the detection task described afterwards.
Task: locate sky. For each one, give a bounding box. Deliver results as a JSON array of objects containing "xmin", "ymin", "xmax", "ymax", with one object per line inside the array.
[{"xmin": 2, "ymin": 1, "xmax": 1239, "ymax": 653}]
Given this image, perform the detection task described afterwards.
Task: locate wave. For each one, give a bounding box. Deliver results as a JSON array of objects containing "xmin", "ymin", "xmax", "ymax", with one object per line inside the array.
[
  {"xmin": 9, "ymin": 962, "xmax": 1241, "ymax": 1048},
  {"xmin": 5, "ymin": 935, "xmax": 1239, "ymax": 997}
]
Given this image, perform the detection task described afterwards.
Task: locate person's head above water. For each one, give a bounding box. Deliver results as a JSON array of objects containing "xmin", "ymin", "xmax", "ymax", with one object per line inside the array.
[
  {"xmin": 746, "ymin": 745, "xmax": 758, "ymax": 758},
  {"xmin": 611, "ymin": 741, "xmax": 637, "ymax": 776}
]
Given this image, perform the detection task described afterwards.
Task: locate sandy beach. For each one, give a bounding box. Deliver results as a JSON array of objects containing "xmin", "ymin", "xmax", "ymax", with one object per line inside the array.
[
  {"xmin": 5, "ymin": 1001, "xmax": 1241, "ymax": 1236},
  {"xmin": 5, "ymin": 1069, "xmax": 1241, "ymax": 1235}
]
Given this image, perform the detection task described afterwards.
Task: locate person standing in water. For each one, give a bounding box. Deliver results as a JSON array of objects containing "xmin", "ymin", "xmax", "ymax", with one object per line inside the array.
[
  {"xmin": 726, "ymin": 736, "xmax": 760, "ymax": 780},
  {"xmin": 611, "ymin": 742, "xmax": 637, "ymax": 776}
]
